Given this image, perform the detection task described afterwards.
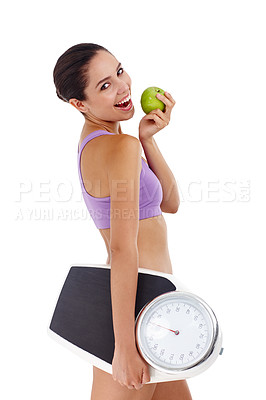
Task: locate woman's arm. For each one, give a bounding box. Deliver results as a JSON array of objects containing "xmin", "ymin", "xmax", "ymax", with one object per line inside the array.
[
  {"xmin": 140, "ymin": 136, "xmax": 180, "ymax": 213},
  {"xmin": 138, "ymin": 91, "xmax": 180, "ymax": 213},
  {"xmin": 107, "ymin": 134, "xmax": 142, "ymax": 351},
  {"xmin": 107, "ymin": 134, "xmax": 150, "ymax": 389}
]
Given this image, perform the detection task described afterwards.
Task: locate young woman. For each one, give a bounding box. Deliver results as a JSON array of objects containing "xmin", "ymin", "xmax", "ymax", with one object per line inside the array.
[{"xmin": 53, "ymin": 43, "xmax": 192, "ymax": 400}]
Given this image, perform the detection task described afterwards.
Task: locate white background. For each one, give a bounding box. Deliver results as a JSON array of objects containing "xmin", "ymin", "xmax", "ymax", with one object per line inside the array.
[{"xmin": 2, "ymin": 0, "xmax": 265, "ymax": 398}]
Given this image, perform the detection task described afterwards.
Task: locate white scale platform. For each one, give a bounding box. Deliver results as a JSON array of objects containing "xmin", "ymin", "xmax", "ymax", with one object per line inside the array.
[{"xmin": 48, "ymin": 264, "xmax": 223, "ymax": 384}]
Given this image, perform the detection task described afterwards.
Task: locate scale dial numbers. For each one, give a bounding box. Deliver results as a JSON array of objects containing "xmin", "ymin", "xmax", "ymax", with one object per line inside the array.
[{"xmin": 136, "ymin": 292, "xmax": 218, "ymax": 373}]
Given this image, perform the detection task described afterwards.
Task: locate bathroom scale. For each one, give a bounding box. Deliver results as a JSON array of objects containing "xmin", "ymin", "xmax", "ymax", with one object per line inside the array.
[{"xmin": 48, "ymin": 264, "xmax": 223, "ymax": 383}]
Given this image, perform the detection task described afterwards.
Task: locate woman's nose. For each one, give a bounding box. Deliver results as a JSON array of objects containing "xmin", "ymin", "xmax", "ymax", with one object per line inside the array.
[{"xmin": 117, "ymin": 81, "xmax": 129, "ymax": 95}]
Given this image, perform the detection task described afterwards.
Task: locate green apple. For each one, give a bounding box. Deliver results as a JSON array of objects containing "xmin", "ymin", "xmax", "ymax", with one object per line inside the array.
[{"xmin": 140, "ymin": 86, "xmax": 165, "ymax": 114}]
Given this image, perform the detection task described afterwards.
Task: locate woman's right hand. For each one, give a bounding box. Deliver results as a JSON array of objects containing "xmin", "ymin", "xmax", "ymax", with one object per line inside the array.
[{"xmin": 112, "ymin": 345, "xmax": 151, "ymax": 390}]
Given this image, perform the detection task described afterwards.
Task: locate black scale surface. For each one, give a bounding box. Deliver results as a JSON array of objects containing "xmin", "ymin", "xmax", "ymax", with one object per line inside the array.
[{"xmin": 49, "ymin": 266, "xmax": 176, "ymax": 364}]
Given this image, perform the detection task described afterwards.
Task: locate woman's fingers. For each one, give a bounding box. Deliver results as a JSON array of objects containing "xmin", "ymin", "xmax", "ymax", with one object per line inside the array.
[
  {"xmin": 148, "ymin": 108, "xmax": 169, "ymax": 123},
  {"xmin": 144, "ymin": 110, "xmax": 168, "ymax": 128},
  {"xmin": 164, "ymin": 91, "xmax": 176, "ymax": 105},
  {"xmin": 156, "ymin": 92, "xmax": 176, "ymax": 117},
  {"xmin": 141, "ymin": 366, "xmax": 151, "ymax": 384}
]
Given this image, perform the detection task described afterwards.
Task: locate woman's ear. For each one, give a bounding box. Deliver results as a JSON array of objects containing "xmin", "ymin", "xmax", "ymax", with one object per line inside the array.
[{"xmin": 69, "ymin": 98, "xmax": 89, "ymax": 113}]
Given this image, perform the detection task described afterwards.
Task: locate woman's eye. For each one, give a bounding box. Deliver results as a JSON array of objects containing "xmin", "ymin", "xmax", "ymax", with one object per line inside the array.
[
  {"xmin": 100, "ymin": 68, "xmax": 124, "ymax": 90},
  {"xmin": 101, "ymin": 83, "xmax": 109, "ymax": 90}
]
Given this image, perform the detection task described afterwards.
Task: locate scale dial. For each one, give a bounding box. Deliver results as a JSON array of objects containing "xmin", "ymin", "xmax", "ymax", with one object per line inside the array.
[{"xmin": 135, "ymin": 291, "xmax": 219, "ymax": 374}]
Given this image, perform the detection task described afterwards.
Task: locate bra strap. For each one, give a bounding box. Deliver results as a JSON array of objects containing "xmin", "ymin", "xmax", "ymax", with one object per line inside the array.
[{"xmin": 78, "ymin": 130, "xmax": 116, "ymax": 154}]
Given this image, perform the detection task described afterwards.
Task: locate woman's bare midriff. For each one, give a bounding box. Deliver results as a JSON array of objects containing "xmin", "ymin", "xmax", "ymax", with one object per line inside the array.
[
  {"xmin": 99, "ymin": 213, "xmax": 173, "ymax": 275},
  {"xmin": 79, "ymin": 129, "xmax": 173, "ymax": 276}
]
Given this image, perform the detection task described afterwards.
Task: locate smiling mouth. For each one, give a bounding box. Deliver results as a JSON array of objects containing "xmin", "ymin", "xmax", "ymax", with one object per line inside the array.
[{"xmin": 114, "ymin": 94, "xmax": 132, "ymax": 109}]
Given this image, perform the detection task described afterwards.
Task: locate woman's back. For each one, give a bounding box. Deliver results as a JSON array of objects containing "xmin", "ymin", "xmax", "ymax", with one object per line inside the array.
[{"xmin": 78, "ymin": 126, "xmax": 173, "ymax": 274}]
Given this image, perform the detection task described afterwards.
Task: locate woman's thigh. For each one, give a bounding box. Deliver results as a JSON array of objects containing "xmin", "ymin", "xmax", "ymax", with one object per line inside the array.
[
  {"xmin": 151, "ymin": 379, "xmax": 192, "ymax": 400},
  {"xmin": 91, "ymin": 366, "xmax": 158, "ymax": 400}
]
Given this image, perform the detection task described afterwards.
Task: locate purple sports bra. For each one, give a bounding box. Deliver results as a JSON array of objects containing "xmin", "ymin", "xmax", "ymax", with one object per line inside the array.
[{"xmin": 77, "ymin": 130, "xmax": 163, "ymax": 229}]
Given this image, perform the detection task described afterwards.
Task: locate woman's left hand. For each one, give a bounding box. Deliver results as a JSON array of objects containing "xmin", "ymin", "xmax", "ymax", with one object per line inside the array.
[{"xmin": 138, "ymin": 91, "xmax": 176, "ymax": 142}]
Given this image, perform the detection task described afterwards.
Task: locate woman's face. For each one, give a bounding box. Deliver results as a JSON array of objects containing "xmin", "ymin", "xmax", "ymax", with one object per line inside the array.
[{"xmin": 83, "ymin": 50, "xmax": 134, "ymax": 121}]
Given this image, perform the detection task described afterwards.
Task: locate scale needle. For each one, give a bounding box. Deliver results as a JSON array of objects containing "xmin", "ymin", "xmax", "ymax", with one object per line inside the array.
[{"xmin": 149, "ymin": 321, "xmax": 180, "ymax": 335}]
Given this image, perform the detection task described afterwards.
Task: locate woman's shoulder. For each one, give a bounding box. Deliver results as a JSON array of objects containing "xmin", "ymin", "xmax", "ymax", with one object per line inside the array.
[
  {"xmin": 106, "ymin": 135, "xmax": 142, "ymax": 179},
  {"xmin": 104, "ymin": 133, "xmax": 142, "ymax": 169},
  {"xmin": 109, "ymin": 133, "xmax": 141, "ymax": 154},
  {"xmin": 79, "ymin": 125, "xmax": 139, "ymax": 148},
  {"xmin": 90, "ymin": 130, "xmax": 141, "ymax": 155},
  {"xmin": 79, "ymin": 127, "xmax": 141, "ymax": 164}
]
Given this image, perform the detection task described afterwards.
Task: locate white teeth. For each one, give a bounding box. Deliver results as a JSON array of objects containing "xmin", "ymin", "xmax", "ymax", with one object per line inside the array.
[{"xmin": 115, "ymin": 94, "xmax": 131, "ymax": 106}]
